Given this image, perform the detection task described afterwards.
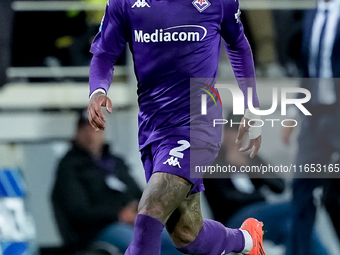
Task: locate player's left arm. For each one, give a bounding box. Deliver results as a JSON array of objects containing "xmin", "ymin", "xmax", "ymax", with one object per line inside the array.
[{"xmin": 219, "ymin": 0, "xmax": 261, "ymax": 158}]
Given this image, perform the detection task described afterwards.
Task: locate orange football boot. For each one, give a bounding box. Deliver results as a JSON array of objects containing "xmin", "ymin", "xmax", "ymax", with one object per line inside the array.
[{"xmin": 240, "ymin": 218, "xmax": 266, "ymax": 255}]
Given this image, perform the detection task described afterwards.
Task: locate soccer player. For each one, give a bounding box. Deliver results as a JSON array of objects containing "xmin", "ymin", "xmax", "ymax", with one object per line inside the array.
[{"xmin": 87, "ymin": 0, "xmax": 265, "ymax": 254}]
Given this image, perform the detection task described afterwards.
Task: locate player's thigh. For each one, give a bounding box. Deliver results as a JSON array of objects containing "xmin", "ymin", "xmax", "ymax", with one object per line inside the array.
[
  {"xmin": 138, "ymin": 136, "xmax": 219, "ymax": 223},
  {"xmin": 148, "ymin": 136, "xmax": 220, "ymax": 194},
  {"xmin": 138, "ymin": 172, "xmax": 192, "ymax": 223},
  {"xmin": 165, "ymin": 192, "xmax": 203, "ymax": 247}
]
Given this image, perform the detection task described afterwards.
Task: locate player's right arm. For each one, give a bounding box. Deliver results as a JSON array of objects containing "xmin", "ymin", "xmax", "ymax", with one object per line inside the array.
[{"xmin": 88, "ymin": 0, "xmax": 128, "ymax": 131}]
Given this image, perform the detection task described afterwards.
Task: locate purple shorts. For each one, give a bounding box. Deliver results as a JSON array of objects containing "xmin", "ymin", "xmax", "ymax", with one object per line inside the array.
[{"xmin": 141, "ymin": 136, "xmax": 220, "ymax": 194}]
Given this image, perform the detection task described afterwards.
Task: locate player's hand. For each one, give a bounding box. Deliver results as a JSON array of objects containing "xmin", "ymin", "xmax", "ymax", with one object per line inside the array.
[
  {"xmin": 235, "ymin": 116, "xmax": 262, "ymax": 158},
  {"xmin": 87, "ymin": 92, "xmax": 112, "ymax": 131}
]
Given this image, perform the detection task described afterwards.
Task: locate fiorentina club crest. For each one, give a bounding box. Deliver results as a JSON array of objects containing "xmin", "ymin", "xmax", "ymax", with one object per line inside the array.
[{"xmin": 192, "ymin": 0, "xmax": 211, "ymax": 12}]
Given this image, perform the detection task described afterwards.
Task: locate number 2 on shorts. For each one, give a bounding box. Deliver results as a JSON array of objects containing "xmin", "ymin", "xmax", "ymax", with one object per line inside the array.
[{"xmin": 169, "ymin": 140, "xmax": 190, "ymax": 159}]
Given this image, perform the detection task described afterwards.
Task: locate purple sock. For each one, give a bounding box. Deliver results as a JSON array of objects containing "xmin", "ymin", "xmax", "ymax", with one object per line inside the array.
[
  {"xmin": 124, "ymin": 214, "xmax": 165, "ymax": 255},
  {"xmin": 176, "ymin": 219, "xmax": 244, "ymax": 255}
]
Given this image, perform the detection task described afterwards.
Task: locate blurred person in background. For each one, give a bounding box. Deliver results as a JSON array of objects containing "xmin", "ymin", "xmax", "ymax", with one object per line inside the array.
[
  {"xmin": 281, "ymin": 0, "xmax": 340, "ymax": 254},
  {"xmin": 205, "ymin": 115, "xmax": 329, "ymax": 255},
  {"xmin": 204, "ymin": 113, "xmax": 285, "ymax": 225},
  {"xmin": 51, "ymin": 111, "xmax": 181, "ymax": 255},
  {"xmin": 271, "ymin": 9, "xmax": 304, "ymax": 77},
  {"xmin": 323, "ymin": 178, "xmax": 340, "ymax": 242},
  {"xmin": 0, "ymin": 0, "xmax": 14, "ymax": 88}
]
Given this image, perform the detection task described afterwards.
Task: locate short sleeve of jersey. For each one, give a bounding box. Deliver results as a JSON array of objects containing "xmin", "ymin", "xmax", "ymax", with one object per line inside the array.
[
  {"xmin": 90, "ymin": 0, "xmax": 128, "ymax": 62},
  {"xmin": 219, "ymin": 0, "xmax": 244, "ymax": 46}
]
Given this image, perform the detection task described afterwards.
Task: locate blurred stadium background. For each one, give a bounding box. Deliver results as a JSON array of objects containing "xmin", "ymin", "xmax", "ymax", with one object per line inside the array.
[{"xmin": 0, "ymin": 0, "xmax": 339, "ymax": 254}]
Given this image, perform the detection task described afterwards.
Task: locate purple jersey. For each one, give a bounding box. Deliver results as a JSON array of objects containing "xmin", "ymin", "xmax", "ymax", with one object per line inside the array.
[{"xmin": 90, "ymin": 0, "xmax": 259, "ymax": 150}]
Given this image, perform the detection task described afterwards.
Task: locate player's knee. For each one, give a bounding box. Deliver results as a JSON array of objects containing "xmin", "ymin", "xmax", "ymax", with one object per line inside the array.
[
  {"xmin": 170, "ymin": 224, "xmax": 200, "ymax": 247},
  {"xmin": 137, "ymin": 204, "xmax": 161, "ymax": 220},
  {"xmin": 137, "ymin": 194, "xmax": 178, "ymax": 223},
  {"xmin": 137, "ymin": 173, "xmax": 191, "ymax": 222}
]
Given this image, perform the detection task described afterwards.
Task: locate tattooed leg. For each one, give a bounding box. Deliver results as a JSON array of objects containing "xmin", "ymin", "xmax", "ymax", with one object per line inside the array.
[
  {"xmin": 166, "ymin": 191, "xmax": 247, "ymax": 255},
  {"xmin": 138, "ymin": 172, "xmax": 192, "ymax": 223},
  {"xmin": 170, "ymin": 193, "xmax": 246, "ymax": 254},
  {"xmin": 124, "ymin": 172, "xmax": 192, "ymax": 255},
  {"xmin": 166, "ymin": 192, "xmax": 203, "ymax": 247},
  {"xmin": 125, "ymin": 171, "xmax": 247, "ymax": 255}
]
